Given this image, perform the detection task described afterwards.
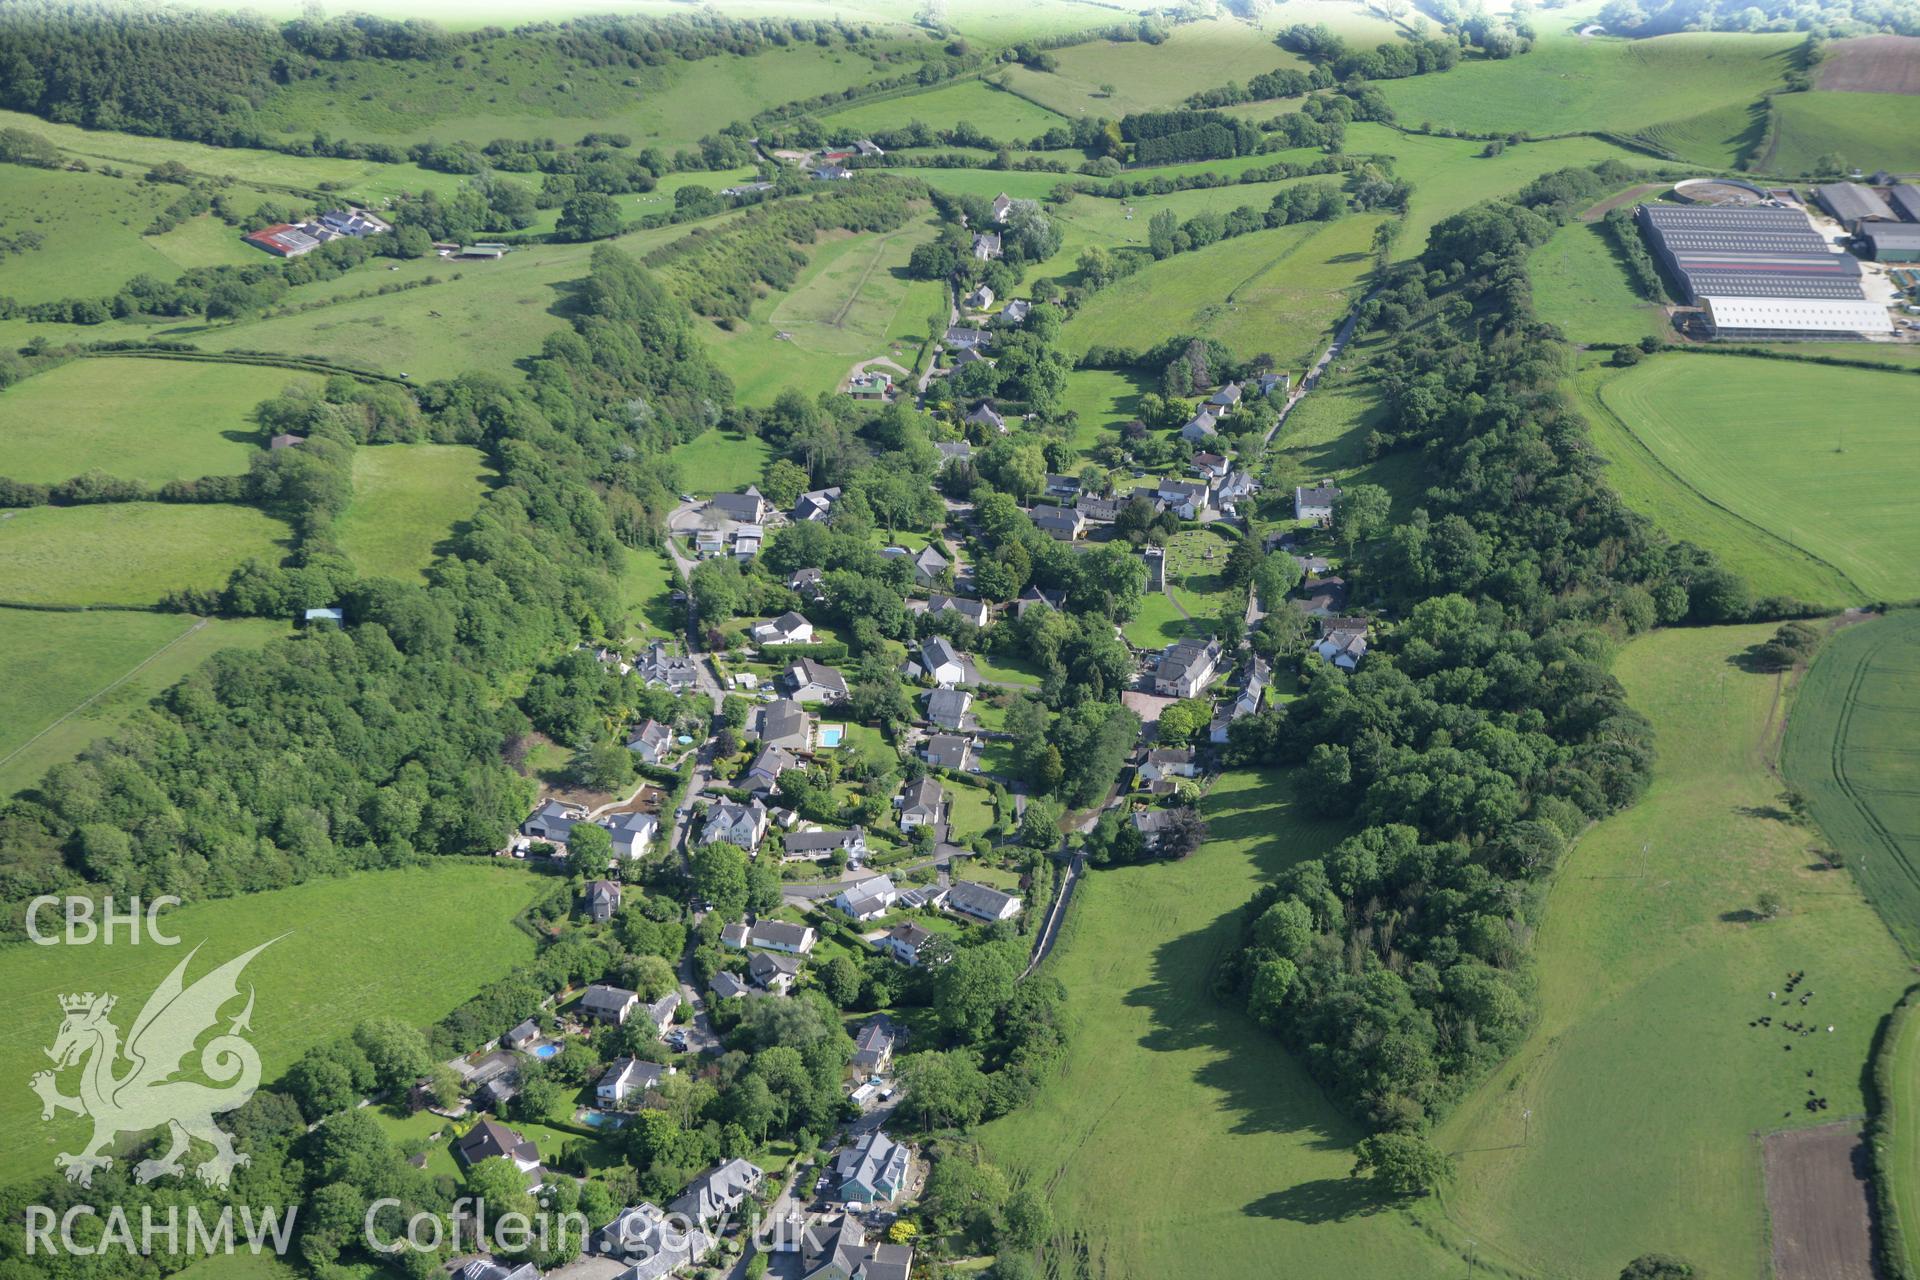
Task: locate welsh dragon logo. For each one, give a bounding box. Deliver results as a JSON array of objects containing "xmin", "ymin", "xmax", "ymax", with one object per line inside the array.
[{"xmin": 31, "ymin": 940, "xmax": 276, "ymax": 1189}]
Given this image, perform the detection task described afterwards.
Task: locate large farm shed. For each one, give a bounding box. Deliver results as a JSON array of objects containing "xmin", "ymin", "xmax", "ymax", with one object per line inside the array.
[
  {"xmin": 1702, "ymin": 297, "xmax": 1895, "ymax": 339},
  {"xmin": 1637, "ymin": 204, "xmax": 1866, "ymax": 302},
  {"xmin": 1863, "ymin": 224, "xmax": 1920, "ymax": 262},
  {"xmin": 1889, "ymin": 184, "xmax": 1920, "ymax": 223},
  {"xmin": 1815, "ymin": 181, "xmax": 1897, "ymax": 231}
]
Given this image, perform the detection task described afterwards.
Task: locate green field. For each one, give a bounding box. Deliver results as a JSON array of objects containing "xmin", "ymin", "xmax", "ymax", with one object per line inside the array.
[
  {"xmin": 704, "ymin": 220, "xmax": 947, "ymax": 404},
  {"xmin": 337, "ymin": 444, "xmax": 491, "ymax": 581},
  {"xmin": 1782, "ymin": 610, "xmax": 1920, "ymax": 956},
  {"xmin": 1061, "ymin": 214, "xmax": 1382, "ymax": 369},
  {"xmin": 999, "ymin": 17, "xmax": 1307, "ymax": 119},
  {"xmin": 1764, "ymin": 90, "xmax": 1920, "ymax": 177},
  {"xmin": 979, "ymin": 768, "xmax": 1461, "ymax": 1276},
  {"xmin": 1589, "ymin": 354, "xmax": 1920, "ymax": 602},
  {"xmin": 819, "ymin": 77, "xmax": 1068, "ymax": 142},
  {"xmin": 0, "ymin": 609, "xmax": 290, "ymax": 798},
  {"xmin": 0, "ymin": 167, "xmax": 198, "ymax": 304},
  {"xmin": 1376, "ymin": 30, "xmax": 1795, "ymax": 163},
  {"xmin": 945, "ymin": 783, "xmax": 997, "ymax": 839},
  {"xmin": 2, "ymin": 862, "xmax": 545, "ymax": 1189},
  {"xmin": 669, "ymin": 429, "xmax": 774, "ymax": 495},
  {"xmin": 617, "ymin": 546, "xmax": 683, "ymax": 646},
  {"xmin": 1059, "ymin": 367, "xmax": 1150, "ymax": 461},
  {"xmin": 0, "ymin": 504, "xmax": 291, "ymax": 607},
  {"xmin": 1429, "ymin": 623, "xmax": 1912, "ymax": 1277},
  {"xmin": 1530, "ymin": 220, "xmax": 1669, "ymax": 347},
  {"xmin": 0, "ymin": 358, "xmax": 323, "ymax": 486}
]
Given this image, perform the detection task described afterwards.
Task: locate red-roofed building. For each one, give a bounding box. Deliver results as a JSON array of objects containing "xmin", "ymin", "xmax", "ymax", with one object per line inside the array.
[{"xmin": 244, "ymin": 223, "xmax": 320, "ymax": 257}]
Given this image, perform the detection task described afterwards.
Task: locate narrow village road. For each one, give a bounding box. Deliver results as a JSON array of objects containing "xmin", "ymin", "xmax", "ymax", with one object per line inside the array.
[{"xmin": 1263, "ymin": 287, "xmax": 1379, "ymax": 446}]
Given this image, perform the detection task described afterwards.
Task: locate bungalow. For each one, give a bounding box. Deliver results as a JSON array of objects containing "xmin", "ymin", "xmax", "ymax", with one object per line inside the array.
[
  {"xmin": 946, "ymin": 879, "xmax": 1022, "ymax": 923},
  {"xmin": 836, "ymin": 1129, "xmax": 911, "ymax": 1204},
  {"xmin": 602, "ymin": 810, "xmax": 659, "ymax": 860},
  {"xmin": 746, "ymin": 743, "xmax": 802, "ymax": 795},
  {"xmin": 1032, "ymin": 504, "xmax": 1084, "ymax": 541},
  {"xmin": 701, "ymin": 798, "xmax": 770, "ymax": 850},
  {"xmin": 1316, "ymin": 617, "xmax": 1370, "ymax": 671},
  {"xmin": 710, "ymin": 971, "xmax": 751, "ymax": 1001},
  {"xmin": 996, "ymin": 298, "xmax": 1031, "ymax": 326},
  {"xmin": 1179, "ymin": 410, "xmax": 1218, "ymax": 445},
  {"xmin": 812, "ymin": 163, "xmax": 855, "ymax": 180},
  {"xmin": 1295, "ymin": 482, "xmax": 1341, "ymax": 522},
  {"xmin": 926, "ymin": 592, "xmax": 990, "ymax": 628},
  {"xmin": 946, "ymin": 326, "xmax": 994, "ymax": 352},
  {"xmin": 848, "ymin": 370, "xmax": 891, "ymax": 401},
  {"xmin": 783, "ymin": 827, "xmax": 868, "ymax": 864},
  {"xmin": 879, "ymin": 922, "xmax": 937, "ymax": 966},
  {"xmin": 1210, "ymin": 658, "xmax": 1268, "ymax": 744},
  {"xmin": 1045, "ymin": 473, "xmax": 1082, "ymax": 500},
  {"xmin": 923, "ymin": 734, "xmax": 973, "ymax": 772},
  {"xmin": 710, "ymin": 487, "xmax": 771, "ymax": 525},
  {"xmin": 915, "ymin": 636, "xmax": 972, "ymax": 687},
  {"xmin": 752, "ymin": 612, "xmax": 815, "ymax": 646},
  {"xmin": 455, "ymin": 1117, "xmax": 541, "ymax": 1175},
  {"xmin": 522, "ymin": 800, "xmax": 584, "ymax": 844},
  {"xmin": 935, "ymin": 440, "xmax": 974, "ymax": 465},
  {"xmin": 585, "ymin": 879, "xmax": 622, "ymax": 923},
  {"xmin": 1014, "ymin": 585, "xmax": 1066, "ymax": 617},
  {"xmin": 668, "ymin": 1158, "xmax": 764, "ymax": 1227},
  {"xmin": 964, "ymin": 401, "xmax": 1005, "ymax": 432},
  {"xmin": 579, "ymin": 983, "xmax": 640, "ymax": 1026},
  {"xmin": 636, "ymin": 641, "xmax": 701, "ymax": 691},
  {"xmin": 596, "ymin": 1202, "xmax": 709, "ymax": 1275},
  {"xmin": 597, "ymin": 1056, "xmax": 671, "ymax": 1106},
  {"xmin": 924, "ymin": 687, "xmax": 974, "ymax": 731},
  {"xmin": 751, "ymin": 698, "xmax": 812, "ymax": 751},
  {"xmin": 1156, "ymin": 637, "xmax": 1222, "ymax": 699},
  {"xmin": 950, "ymin": 346, "xmax": 990, "ymax": 368},
  {"xmin": 748, "ymin": 951, "xmax": 802, "ymax": 994},
  {"xmin": 626, "ymin": 719, "xmax": 673, "ymax": 765},
  {"xmin": 794, "ymin": 486, "xmax": 842, "ymax": 522},
  {"xmin": 720, "ymin": 923, "xmax": 751, "ymax": 949},
  {"xmin": 897, "ymin": 776, "xmax": 945, "ymax": 830},
  {"xmin": 748, "ymin": 920, "xmax": 817, "ymax": 954},
  {"xmin": 503, "ymin": 1020, "xmax": 541, "ymax": 1052},
  {"xmin": 851, "ymin": 1015, "xmax": 900, "ymax": 1073},
  {"xmin": 1139, "ymin": 748, "xmax": 1200, "ymax": 785},
  {"xmin": 964, "ymin": 284, "xmax": 994, "ymax": 310},
  {"xmin": 787, "ymin": 657, "xmax": 849, "ymax": 703},
  {"xmin": 836, "ymin": 875, "xmax": 899, "ymax": 922},
  {"xmin": 1190, "ymin": 451, "xmax": 1229, "ymax": 480},
  {"xmin": 912, "ymin": 543, "xmax": 950, "ymax": 587},
  {"xmin": 991, "ymin": 192, "xmax": 1014, "ymax": 223},
  {"xmin": 789, "ymin": 567, "xmax": 828, "ymax": 601},
  {"xmin": 972, "ymin": 231, "xmax": 1002, "ymax": 261}
]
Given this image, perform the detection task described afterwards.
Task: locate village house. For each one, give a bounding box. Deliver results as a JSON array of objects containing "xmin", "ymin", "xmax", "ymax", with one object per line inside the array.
[
  {"xmin": 924, "ymin": 687, "xmax": 974, "ymax": 731},
  {"xmin": 456, "ymin": 1260, "xmax": 541, "ymax": 1280},
  {"xmin": 1180, "ymin": 409, "xmax": 1219, "ymax": 445},
  {"xmin": 1077, "ymin": 494, "xmax": 1126, "ymax": 524},
  {"xmin": 1316, "ymin": 616, "xmax": 1370, "ymax": 671},
  {"xmin": 597, "ymin": 1056, "xmax": 672, "ymax": 1107},
  {"xmin": 503, "ymin": 1020, "xmax": 541, "ymax": 1052},
  {"xmin": 584, "ymin": 879, "xmax": 622, "ymax": 923},
  {"xmin": 1015, "ymin": 585, "xmax": 1066, "ymax": 616},
  {"xmin": 964, "ymin": 284, "xmax": 995, "ymax": 310},
  {"xmin": 710, "ymin": 486, "xmax": 772, "ymax": 525},
  {"xmin": 811, "ymin": 163, "xmax": 855, "ymax": 180},
  {"xmin": 783, "ymin": 825, "xmax": 869, "ymax": 863},
  {"xmin": 521, "ymin": 799, "xmax": 584, "ymax": 844},
  {"xmin": 837, "ymin": 1129, "xmax": 912, "ymax": 1204},
  {"xmin": 455, "ymin": 1118, "xmax": 541, "ymax": 1177},
  {"xmin": 879, "ymin": 922, "xmax": 937, "ymax": 966},
  {"xmin": 946, "ymin": 326, "xmax": 994, "ymax": 353},
  {"xmin": 669, "ymin": 1159, "xmax": 764, "ymax": 1226},
  {"xmin": 836, "ymin": 875, "xmax": 899, "ymax": 922},
  {"xmin": 595, "ymin": 1202, "xmax": 709, "ymax": 1275},
  {"xmin": 936, "ymin": 440, "xmax": 974, "ymax": 465},
  {"xmin": 1032, "ymin": 504, "xmax": 1085, "ymax": 541},
  {"xmin": 794, "ymin": 486, "xmax": 842, "ymax": 521},
  {"xmin": 270, "ymin": 432, "xmax": 306, "ymax": 450},
  {"xmin": 996, "ymin": 298, "xmax": 1031, "ymax": 326},
  {"xmin": 732, "ymin": 524, "xmax": 763, "ymax": 561},
  {"xmin": 1191, "ymin": 451, "xmax": 1229, "ymax": 480},
  {"xmin": 1256, "ymin": 370, "xmax": 1291, "ymax": 397},
  {"xmin": 1139, "ymin": 748, "xmax": 1200, "ymax": 786},
  {"xmin": 1205, "ymin": 381, "xmax": 1243, "ymax": 412},
  {"xmin": 694, "ymin": 529, "xmax": 726, "ymax": 559},
  {"xmin": 991, "ymin": 192, "xmax": 1014, "ymax": 222},
  {"xmin": 752, "ymin": 611, "xmax": 815, "ymax": 646},
  {"xmin": 579, "ymin": 983, "xmax": 641, "ymax": 1025},
  {"xmin": 897, "ymin": 776, "xmax": 945, "ymax": 830},
  {"xmin": 963, "ymin": 403, "xmax": 1005, "ymax": 436},
  {"xmin": 1294, "ymin": 575, "xmax": 1349, "ymax": 618},
  {"xmin": 746, "ymin": 743, "xmax": 802, "ymax": 795},
  {"xmin": 635, "ymin": 641, "xmax": 701, "ymax": 691},
  {"xmin": 972, "ymin": 231, "xmax": 1002, "ymax": 261},
  {"xmin": 1295, "ymin": 481, "xmax": 1341, "ymax": 522},
  {"xmin": 602, "ymin": 810, "xmax": 659, "ymax": 860},
  {"xmin": 848, "ymin": 370, "xmax": 891, "ymax": 401},
  {"xmin": 751, "ymin": 698, "xmax": 813, "ymax": 751},
  {"xmin": 913, "ymin": 543, "xmax": 950, "ymax": 587},
  {"xmin": 1155, "ymin": 636, "xmax": 1222, "ymax": 699},
  {"xmin": 911, "ymin": 636, "xmax": 974, "ymax": 687},
  {"xmin": 749, "ymin": 919, "xmax": 817, "ymax": 954},
  {"xmin": 701, "ymin": 797, "xmax": 771, "ymax": 850},
  {"xmin": 626, "ymin": 718, "xmax": 673, "ymax": 765},
  {"xmin": 789, "ymin": 567, "xmax": 828, "ymax": 602},
  {"xmin": 710, "ymin": 971, "xmax": 751, "ymax": 1001},
  {"xmin": 787, "ymin": 656, "xmax": 850, "ymax": 703},
  {"xmin": 1157, "ymin": 478, "xmax": 1211, "ymax": 520},
  {"xmin": 925, "ymin": 592, "xmax": 990, "ymax": 628},
  {"xmin": 643, "ymin": 991, "xmax": 680, "ymax": 1035},
  {"xmin": 749, "ymin": 951, "xmax": 802, "ymax": 995},
  {"xmin": 1045, "ymin": 473, "xmax": 1081, "ymax": 500},
  {"xmin": 923, "ymin": 733, "xmax": 973, "ymax": 772},
  {"xmin": 946, "ymin": 879, "xmax": 1022, "ymax": 922},
  {"xmin": 1211, "ymin": 658, "xmax": 1268, "ymax": 744},
  {"xmin": 1131, "ymin": 808, "xmax": 1178, "ymax": 853}
]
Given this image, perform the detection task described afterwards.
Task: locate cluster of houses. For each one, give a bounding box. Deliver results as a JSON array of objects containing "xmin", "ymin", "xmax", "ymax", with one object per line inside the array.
[{"xmin": 243, "ymin": 206, "xmax": 391, "ymax": 257}]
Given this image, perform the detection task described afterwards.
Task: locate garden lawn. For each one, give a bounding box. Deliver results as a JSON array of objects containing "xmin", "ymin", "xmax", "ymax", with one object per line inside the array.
[
  {"xmin": 618, "ymin": 546, "xmax": 683, "ymax": 646},
  {"xmin": 1428, "ymin": 624, "xmax": 1911, "ymax": 1277},
  {"xmin": 1590, "ymin": 354, "xmax": 1920, "ymax": 601},
  {"xmin": 818, "ymin": 79, "xmax": 1068, "ymax": 143},
  {"xmin": 1782, "ymin": 610, "xmax": 1920, "ymax": 957},
  {"xmin": 1529, "ymin": 220, "xmax": 1669, "ymax": 347},
  {"xmin": 978, "ymin": 768, "xmax": 1460, "ymax": 1276},
  {"xmin": 1124, "ymin": 590, "xmax": 1194, "ymax": 649},
  {"xmin": 0, "ymin": 609, "xmax": 289, "ymax": 798},
  {"xmin": 945, "ymin": 783, "xmax": 997, "ymax": 840},
  {"xmin": 1764, "ymin": 90, "xmax": 1920, "ymax": 176},
  {"xmin": 0, "ymin": 357, "xmax": 323, "ymax": 486},
  {"xmin": 1375, "ymin": 29, "xmax": 1794, "ymax": 162},
  {"xmin": 0, "ymin": 863, "xmax": 546, "ymax": 1190},
  {"xmin": 668, "ymin": 431, "xmax": 774, "ymax": 496},
  {"xmin": 0, "ymin": 503, "xmax": 291, "ymax": 607},
  {"xmin": 972, "ymin": 651, "xmax": 1045, "ymax": 687},
  {"xmin": 337, "ymin": 444, "xmax": 491, "ymax": 582}
]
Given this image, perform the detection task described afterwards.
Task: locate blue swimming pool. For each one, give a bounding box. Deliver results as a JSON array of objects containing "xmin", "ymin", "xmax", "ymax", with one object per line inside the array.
[
  {"xmin": 532, "ymin": 1043, "xmax": 560, "ymax": 1059},
  {"xmin": 579, "ymin": 1110, "xmax": 626, "ymax": 1129},
  {"xmin": 818, "ymin": 725, "xmax": 845, "ymax": 748}
]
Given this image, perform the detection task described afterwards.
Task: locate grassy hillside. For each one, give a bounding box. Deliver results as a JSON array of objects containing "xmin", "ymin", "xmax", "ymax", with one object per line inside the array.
[
  {"xmin": 0, "ymin": 610, "xmax": 289, "ymax": 798},
  {"xmin": 978, "ymin": 769, "xmax": 1462, "ymax": 1278},
  {"xmin": 338, "ymin": 443, "xmax": 491, "ymax": 582},
  {"xmin": 1591, "ymin": 354, "xmax": 1920, "ymax": 602},
  {"xmin": 1782, "ymin": 610, "xmax": 1920, "ymax": 956},
  {"xmin": 1000, "ymin": 17, "xmax": 1308, "ymax": 118},
  {"xmin": 0, "ymin": 863, "xmax": 545, "ymax": 1189},
  {"xmin": 1764, "ymin": 90, "xmax": 1920, "ymax": 176},
  {"xmin": 1531, "ymin": 219, "xmax": 1669, "ymax": 346},
  {"xmin": 0, "ymin": 358, "xmax": 322, "ymax": 486},
  {"xmin": 0, "ymin": 167, "xmax": 200, "ymax": 305},
  {"xmin": 0, "ymin": 504, "xmax": 291, "ymax": 607},
  {"xmin": 1429, "ymin": 623, "xmax": 1912, "ymax": 1277},
  {"xmin": 819, "ymin": 77, "xmax": 1069, "ymax": 140}
]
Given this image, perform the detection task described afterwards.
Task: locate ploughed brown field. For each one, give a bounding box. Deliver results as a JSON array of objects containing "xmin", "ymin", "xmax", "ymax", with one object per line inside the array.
[{"xmin": 1764, "ymin": 1122, "xmax": 1876, "ymax": 1280}]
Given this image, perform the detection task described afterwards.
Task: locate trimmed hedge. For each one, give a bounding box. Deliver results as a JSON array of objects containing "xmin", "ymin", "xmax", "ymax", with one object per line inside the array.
[{"xmin": 1866, "ymin": 985, "xmax": 1920, "ymax": 1280}]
